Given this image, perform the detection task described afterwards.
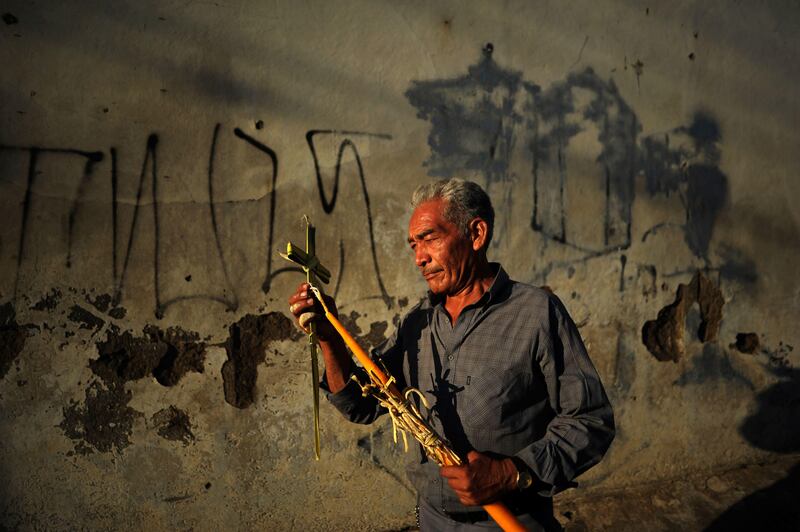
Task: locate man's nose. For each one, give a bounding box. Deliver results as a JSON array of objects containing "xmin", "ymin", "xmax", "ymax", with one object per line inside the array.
[{"xmin": 414, "ymin": 246, "xmax": 430, "ymax": 268}]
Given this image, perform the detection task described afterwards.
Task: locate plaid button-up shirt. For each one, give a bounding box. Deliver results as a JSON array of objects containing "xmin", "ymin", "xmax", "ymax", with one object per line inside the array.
[{"xmin": 325, "ymin": 264, "xmax": 614, "ymax": 514}]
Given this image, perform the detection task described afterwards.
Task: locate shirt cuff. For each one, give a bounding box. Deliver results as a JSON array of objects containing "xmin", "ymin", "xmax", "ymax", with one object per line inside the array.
[
  {"xmin": 320, "ymin": 370, "xmax": 364, "ymax": 412},
  {"xmin": 515, "ymin": 447, "xmax": 577, "ymax": 497}
]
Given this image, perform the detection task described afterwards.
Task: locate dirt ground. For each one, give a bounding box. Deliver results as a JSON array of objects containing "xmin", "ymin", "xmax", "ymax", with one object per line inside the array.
[{"xmin": 553, "ymin": 454, "xmax": 800, "ymax": 531}]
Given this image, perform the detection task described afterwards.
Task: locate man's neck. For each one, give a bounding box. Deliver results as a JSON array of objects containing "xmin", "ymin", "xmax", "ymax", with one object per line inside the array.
[{"xmin": 443, "ymin": 260, "xmax": 495, "ymax": 325}]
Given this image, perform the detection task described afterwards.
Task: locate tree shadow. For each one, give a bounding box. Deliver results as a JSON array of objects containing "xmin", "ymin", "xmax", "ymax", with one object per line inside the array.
[
  {"xmin": 704, "ymin": 463, "xmax": 800, "ymax": 531},
  {"xmin": 705, "ymin": 368, "xmax": 800, "ymax": 531}
]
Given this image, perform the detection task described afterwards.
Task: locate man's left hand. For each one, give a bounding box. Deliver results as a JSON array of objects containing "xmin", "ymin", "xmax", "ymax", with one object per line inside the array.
[{"xmin": 439, "ymin": 450, "xmax": 518, "ymax": 506}]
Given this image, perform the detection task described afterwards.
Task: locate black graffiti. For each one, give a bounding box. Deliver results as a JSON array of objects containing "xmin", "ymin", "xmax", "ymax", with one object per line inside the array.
[
  {"xmin": 1, "ymin": 124, "xmax": 395, "ymax": 317},
  {"xmin": 113, "ymin": 134, "xmax": 158, "ymax": 311},
  {"xmin": 232, "ymin": 127, "xmax": 285, "ymax": 293},
  {"xmin": 110, "ymin": 132, "xmax": 240, "ymax": 318},
  {"xmin": 405, "ymin": 55, "xmax": 639, "ymax": 254},
  {"xmin": 619, "ymin": 254, "xmax": 628, "ymax": 292},
  {"xmin": 0, "ymin": 145, "xmax": 105, "ymax": 299},
  {"xmin": 2, "ymin": 130, "xmax": 250, "ymax": 317},
  {"xmin": 306, "ymin": 130, "xmax": 393, "ymax": 308}
]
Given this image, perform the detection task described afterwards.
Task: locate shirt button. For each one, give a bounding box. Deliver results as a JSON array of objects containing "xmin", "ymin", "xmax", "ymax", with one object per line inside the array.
[{"xmin": 447, "ymin": 354, "xmax": 454, "ymax": 361}]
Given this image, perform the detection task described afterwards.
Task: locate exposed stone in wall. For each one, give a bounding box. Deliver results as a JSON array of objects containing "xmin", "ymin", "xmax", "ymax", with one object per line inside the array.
[
  {"xmin": 86, "ymin": 293, "xmax": 112, "ymax": 313},
  {"xmin": 67, "ymin": 305, "xmax": 105, "ymax": 332},
  {"xmin": 221, "ymin": 312, "xmax": 295, "ymax": 409},
  {"xmin": 90, "ymin": 325, "xmax": 206, "ymax": 386},
  {"xmin": 641, "ymin": 271, "xmax": 724, "ymax": 362},
  {"xmin": 149, "ymin": 327, "xmax": 207, "ymax": 386},
  {"xmin": 764, "ymin": 341, "xmax": 794, "ymax": 375},
  {"xmin": 86, "ymin": 293, "xmax": 127, "ymax": 319},
  {"xmin": 30, "ymin": 289, "xmax": 62, "ymax": 311},
  {"xmin": 733, "ymin": 333, "xmax": 760, "ymax": 354},
  {"xmin": 60, "ymin": 326, "xmax": 205, "ymax": 453},
  {"xmin": 60, "ymin": 380, "xmax": 141, "ymax": 455},
  {"xmin": 152, "ymin": 406, "xmax": 195, "ymax": 445},
  {"xmin": 0, "ymin": 302, "xmax": 26, "ymax": 380},
  {"xmin": 338, "ymin": 310, "xmax": 389, "ymax": 351}
]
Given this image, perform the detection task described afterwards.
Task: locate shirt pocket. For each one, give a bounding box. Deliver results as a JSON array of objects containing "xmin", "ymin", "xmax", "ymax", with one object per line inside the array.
[{"xmin": 459, "ymin": 368, "xmax": 532, "ymax": 432}]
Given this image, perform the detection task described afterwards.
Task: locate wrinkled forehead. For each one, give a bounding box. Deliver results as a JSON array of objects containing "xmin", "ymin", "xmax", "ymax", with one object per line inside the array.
[{"xmin": 408, "ymin": 199, "xmax": 449, "ymax": 236}]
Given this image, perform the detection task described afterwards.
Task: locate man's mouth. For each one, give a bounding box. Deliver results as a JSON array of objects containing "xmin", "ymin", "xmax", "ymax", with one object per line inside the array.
[{"xmin": 423, "ymin": 269, "xmax": 443, "ymax": 280}]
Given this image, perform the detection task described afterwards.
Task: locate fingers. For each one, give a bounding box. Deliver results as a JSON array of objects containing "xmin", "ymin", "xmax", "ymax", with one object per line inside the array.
[
  {"xmin": 439, "ymin": 452, "xmax": 508, "ymax": 506},
  {"xmin": 289, "ymin": 297, "xmax": 314, "ymax": 314},
  {"xmin": 298, "ymin": 311, "xmax": 319, "ymax": 330},
  {"xmin": 440, "ymin": 464, "xmax": 470, "ymax": 492},
  {"xmin": 439, "ymin": 464, "xmax": 462, "ymax": 479},
  {"xmin": 287, "ymin": 283, "xmax": 320, "ymax": 336},
  {"xmin": 288, "ymin": 284, "xmax": 315, "ymax": 315},
  {"xmin": 288, "ymin": 283, "xmax": 311, "ymax": 303},
  {"xmin": 440, "ymin": 468, "xmax": 477, "ymax": 505},
  {"xmin": 455, "ymin": 493, "xmax": 479, "ymax": 506}
]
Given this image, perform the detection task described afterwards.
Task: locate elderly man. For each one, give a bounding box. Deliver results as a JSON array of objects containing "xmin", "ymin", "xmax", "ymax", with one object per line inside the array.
[{"xmin": 288, "ymin": 179, "xmax": 614, "ymax": 531}]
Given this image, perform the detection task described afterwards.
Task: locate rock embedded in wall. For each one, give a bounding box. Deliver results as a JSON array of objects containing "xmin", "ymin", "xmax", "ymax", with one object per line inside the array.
[
  {"xmin": 732, "ymin": 333, "xmax": 760, "ymax": 354},
  {"xmin": 641, "ymin": 271, "xmax": 724, "ymax": 362}
]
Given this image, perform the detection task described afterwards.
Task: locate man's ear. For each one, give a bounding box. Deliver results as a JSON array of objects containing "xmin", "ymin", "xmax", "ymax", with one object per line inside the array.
[{"xmin": 468, "ymin": 218, "xmax": 488, "ymax": 251}]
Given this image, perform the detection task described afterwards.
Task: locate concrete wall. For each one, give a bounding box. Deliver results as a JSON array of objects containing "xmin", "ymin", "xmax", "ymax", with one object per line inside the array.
[{"xmin": 1, "ymin": 0, "xmax": 798, "ymax": 529}]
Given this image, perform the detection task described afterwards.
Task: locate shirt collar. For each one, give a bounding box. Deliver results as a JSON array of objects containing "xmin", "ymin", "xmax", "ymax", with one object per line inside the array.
[{"xmin": 426, "ymin": 263, "xmax": 509, "ymax": 308}]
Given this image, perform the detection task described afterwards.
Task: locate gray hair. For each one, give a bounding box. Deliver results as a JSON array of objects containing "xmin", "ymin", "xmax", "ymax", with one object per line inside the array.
[{"xmin": 411, "ymin": 178, "xmax": 494, "ymax": 249}]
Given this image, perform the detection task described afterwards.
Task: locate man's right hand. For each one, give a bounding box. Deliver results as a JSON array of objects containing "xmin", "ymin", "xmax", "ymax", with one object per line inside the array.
[
  {"xmin": 288, "ymin": 282, "xmax": 353, "ymax": 393},
  {"xmin": 287, "ymin": 282, "xmax": 339, "ymax": 343}
]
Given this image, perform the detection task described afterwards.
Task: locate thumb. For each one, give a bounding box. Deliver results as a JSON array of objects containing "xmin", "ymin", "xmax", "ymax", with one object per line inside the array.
[{"xmin": 466, "ymin": 450, "xmax": 482, "ymax": 463}]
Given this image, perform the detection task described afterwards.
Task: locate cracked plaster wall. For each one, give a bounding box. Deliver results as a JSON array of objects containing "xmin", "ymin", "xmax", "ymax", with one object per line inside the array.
[{"xmin": 1, "ymin": 0, "xmax": 799, "ymax": 529}]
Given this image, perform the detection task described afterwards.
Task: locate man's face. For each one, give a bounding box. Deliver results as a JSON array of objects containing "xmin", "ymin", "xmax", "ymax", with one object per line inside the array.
[{"xmin": 407, "ymin": 199, "xmax": 478, "ymax": 296}]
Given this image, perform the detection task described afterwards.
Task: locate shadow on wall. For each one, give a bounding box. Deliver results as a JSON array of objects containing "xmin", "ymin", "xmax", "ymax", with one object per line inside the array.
[
  {"xmin": 405, "ymin": 46, "xmax": 739, "ymax": 278},
  {"xmin": 705, "ymin": 367, "xmax": 800, "ymax": 531}
]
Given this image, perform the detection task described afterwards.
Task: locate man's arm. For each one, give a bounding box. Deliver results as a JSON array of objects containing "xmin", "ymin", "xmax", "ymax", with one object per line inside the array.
[{"xmin": 517, "ymin": 293, "xmax": 616, "ymax": 496}]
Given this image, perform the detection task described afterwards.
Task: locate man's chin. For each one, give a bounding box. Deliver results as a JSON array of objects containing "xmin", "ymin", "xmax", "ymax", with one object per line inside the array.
[{"xmin": 425, "ymin": 280, "xmax": 446, "ymax": 295}]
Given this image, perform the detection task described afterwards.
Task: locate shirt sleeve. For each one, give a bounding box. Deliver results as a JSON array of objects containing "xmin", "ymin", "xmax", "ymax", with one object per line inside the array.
[
  {"xmin": 515, "ymin": 293, "xmax": 616, "ymax": 496},
  {"xmin": 319, "ymin": 316, "xmax": 407, "ymax": 425}
]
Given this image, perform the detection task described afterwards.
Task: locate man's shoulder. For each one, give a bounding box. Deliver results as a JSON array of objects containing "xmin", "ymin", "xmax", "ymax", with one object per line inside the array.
[
  {"xmin": 493, "ymin": 265, "xmax": 553, "ymax": 308},
  {"xmin": 505, "ymin": 278, "xmax": 556, "ymax": 307},
  {"xmin": 504, "ymin": 278, "xmax": 582, "ymax": 335},
  {"xmin": 498, "ymin": 278, "xmax": 571, "ymax": 329}
]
